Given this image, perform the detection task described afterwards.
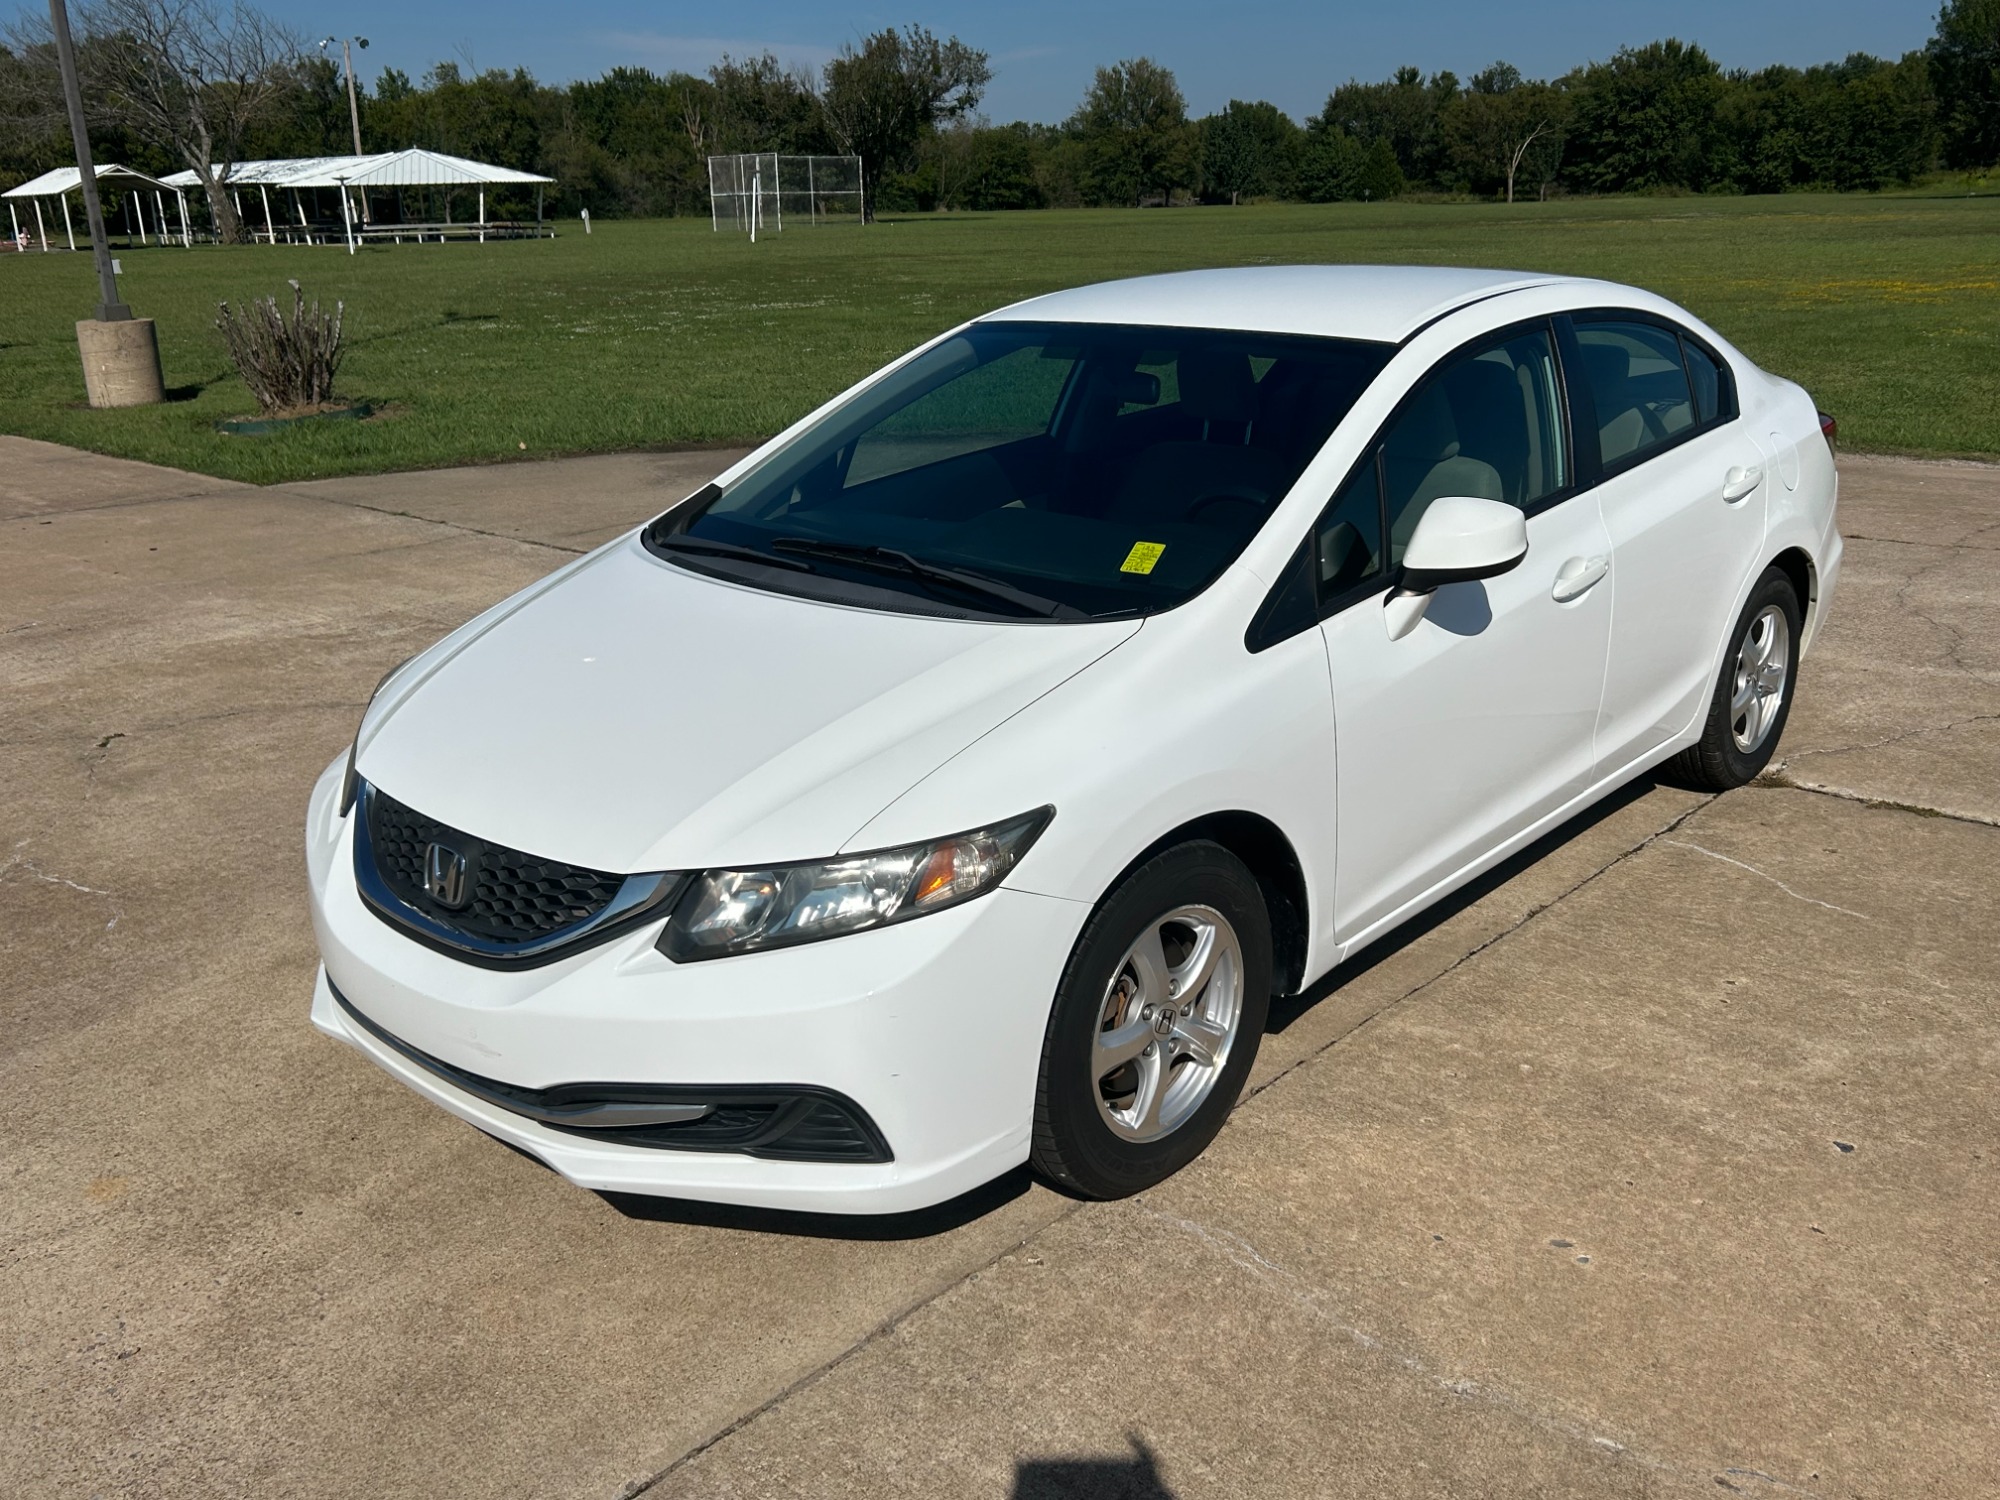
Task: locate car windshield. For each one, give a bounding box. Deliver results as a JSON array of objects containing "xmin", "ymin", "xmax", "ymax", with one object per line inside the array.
[{"xmin": 648, "ymin": 320, "xmax": 1392, "ymax": 621}]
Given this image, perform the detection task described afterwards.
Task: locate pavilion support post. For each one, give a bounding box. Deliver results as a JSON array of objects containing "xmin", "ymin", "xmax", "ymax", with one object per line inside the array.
[
  {"xmin": 153, "ymin": 190, "xmax": 167, "ymax": 244},
  {"xmin": 478, "ymin": 188, "xmax": 485, "ymax": 243},
  {"xmin": 133, "ymin": 191, "xmax": 146, "ymax": 245},
  {"xmin": 9, "ymin": 203, "xmax": 20, "ymax": 248},
  {"xmin": 61, "ymin": 193, "xmax": 75, "ymax": 250},
  {"xmin": 339, "ymin": 180, "xmax": 354, "ymax": 255},
  {"xmin": 258, "ymin": 184, "xmax": 273, "ymax": 243},
  {"xmin": 34, "ymin": 198, "xmax": 48, "ymax": 251},
  {"xmin": 175, "ymin": 190, "xmax": 189, "ymax": 247}
]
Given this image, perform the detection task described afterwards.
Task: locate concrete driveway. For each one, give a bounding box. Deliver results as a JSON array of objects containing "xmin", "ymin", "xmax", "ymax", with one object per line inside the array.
[{"xmin": 3, "ymin": 440, "xmax": 1994, "ymax": 1498}]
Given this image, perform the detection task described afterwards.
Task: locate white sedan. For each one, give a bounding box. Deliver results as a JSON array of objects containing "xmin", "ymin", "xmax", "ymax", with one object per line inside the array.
[{"xmin": 306, "ymin": 265, "xmax": 1840, "ymax": 1214}]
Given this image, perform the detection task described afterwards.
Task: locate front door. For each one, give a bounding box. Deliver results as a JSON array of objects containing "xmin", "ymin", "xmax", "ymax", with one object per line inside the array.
[{"xmin": 1318, "ymin": 322, "xmax": 1614, "ymax": 943}]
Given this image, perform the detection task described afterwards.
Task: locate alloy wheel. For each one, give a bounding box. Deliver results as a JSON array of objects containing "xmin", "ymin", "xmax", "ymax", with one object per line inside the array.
[
  {"xmin": 1092, "ymin": 904, "xmax": 1244, "ymax": 1143},
  {"xmin": 1730, "ymin": 604, "xmax": 1791, "ymax": 753}
]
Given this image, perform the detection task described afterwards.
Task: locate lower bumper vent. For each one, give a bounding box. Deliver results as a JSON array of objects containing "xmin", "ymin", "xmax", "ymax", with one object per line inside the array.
[{"xmin": 332, "ymin": 982, "xmax": 892, "ymax": 1164}]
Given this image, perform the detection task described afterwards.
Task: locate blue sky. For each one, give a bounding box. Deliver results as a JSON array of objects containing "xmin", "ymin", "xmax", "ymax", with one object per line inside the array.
[{"xmin": 279, "ymin": 1, "xmax": 1943, "ymax": 123}]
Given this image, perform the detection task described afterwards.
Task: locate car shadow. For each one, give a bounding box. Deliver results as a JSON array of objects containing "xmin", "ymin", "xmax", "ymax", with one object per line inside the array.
[
  {"xmin": 597, "ymin": 1163, "xmax": 1036, "ymax": 1240},
  {"xmin": 1267, "ymin": 769, "xmax": 1672, "ymax": 1033},
  {"xmin": 1014, "ymin": 1436, "xmax": 1176, "ymax": 1498}
]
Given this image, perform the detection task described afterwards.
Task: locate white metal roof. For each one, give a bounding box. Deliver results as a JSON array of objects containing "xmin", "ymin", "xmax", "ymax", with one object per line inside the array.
[
  {"xmin": 158, "ymin": 149, "xmax": 552, "ymax": 192},
  {"xmin": 333, "ymin": 149, "xmax": 553, "ymax": 188},
  {"xmin": 980, "ymin": 265, "xmax": 1579, "ymax": 344},
  {"xmin": 157, "ymin": 156, "xmax": 366, "ymax": 189},
  {"xmin": 5, "ymin": 163, "xmax": 180, "ymax": 198}
]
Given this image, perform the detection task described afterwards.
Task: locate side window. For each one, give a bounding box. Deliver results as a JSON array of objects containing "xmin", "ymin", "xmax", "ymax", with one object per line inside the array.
[
  {"xmin": 1316, "ymin": 460, "xmax": 1383, "ymax": 596},
  {"xmin": 1682, "ymin": 338, "xmax": 1723, "ymax": 425},
  {"xmin": 845, "ymin": 344, "xmax": 1073, "ymax": 487},
  {"xmin": 1381, "ymin": 327, "xmax": 1567, "ymax": 568},
  {"xmin": 1573, "ymin": 321, "xmax": 1694, "ymax": 469}
]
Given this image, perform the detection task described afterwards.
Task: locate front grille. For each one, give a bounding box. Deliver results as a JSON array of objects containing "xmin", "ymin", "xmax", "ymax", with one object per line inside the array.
[
  {"xmin": 331, "ymin": 983, "xmax": 893, "ymax": 1164},
  {"xmin": 367, "ymin": 787, "xmax": 625, "ymax": 945}
]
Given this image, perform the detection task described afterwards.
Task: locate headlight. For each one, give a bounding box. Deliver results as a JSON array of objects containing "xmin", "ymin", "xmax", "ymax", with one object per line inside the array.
[
  {"xmin": 339, "ymin": 655, "xmax": 415, "ymax": 816},
  {"xmin": 660, "ymin": 807, "xmax": 1053, "ymax": 962}
]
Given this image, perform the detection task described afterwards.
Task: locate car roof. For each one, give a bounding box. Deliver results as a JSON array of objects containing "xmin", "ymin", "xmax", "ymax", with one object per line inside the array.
[{"xmin": 977, "ymin": 265, "xmax": 1594, "ymax": 345}]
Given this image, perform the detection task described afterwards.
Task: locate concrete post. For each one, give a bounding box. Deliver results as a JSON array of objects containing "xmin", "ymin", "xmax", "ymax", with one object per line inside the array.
[{"xmin": 76, "ymin": 317, "xmax": 165, "ymax": 407}]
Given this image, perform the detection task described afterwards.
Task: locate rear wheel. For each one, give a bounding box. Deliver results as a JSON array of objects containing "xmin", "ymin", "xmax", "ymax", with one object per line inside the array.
[
  {"xmin": 1667, "ymin": 565, "xmax": 1803, "ymax": 791},
  {"xmin": 1030, "ymin": 842, "xmax": 1271, "ymax": 1199}
]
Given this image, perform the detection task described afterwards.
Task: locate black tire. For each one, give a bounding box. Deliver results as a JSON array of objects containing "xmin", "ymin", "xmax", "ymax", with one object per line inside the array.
[
  {"xmin": 1030, "ymin": 841, "xmax": 1272, "ymax": 1200},
  {"xmin": 1666, "ymin": 565, "xmax": 1804, "ymax": 791}
]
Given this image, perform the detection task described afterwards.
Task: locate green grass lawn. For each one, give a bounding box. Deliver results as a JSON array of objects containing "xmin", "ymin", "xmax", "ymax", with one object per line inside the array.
[{"xmin": 2, "ymin": 194, "xmax": 1996, "ymax": 483}]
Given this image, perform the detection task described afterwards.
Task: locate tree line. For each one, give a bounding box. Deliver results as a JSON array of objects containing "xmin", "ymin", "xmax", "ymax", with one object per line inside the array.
[{"xmin": 3, "ymin": 1, "xmax": 1996, "ymax": 238}]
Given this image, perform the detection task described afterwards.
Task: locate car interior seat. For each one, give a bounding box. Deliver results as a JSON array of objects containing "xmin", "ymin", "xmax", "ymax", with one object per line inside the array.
[
  {"xmin": 1106, "ymin": 351, "xmax": 1286, "ymax": 527},
  {"xmin": 1383, "ymin": 381, "xmax": 1505, "ymax": 556},
  {"xmin": 1579, "ymin": 340, "xmax": 1655, "ymax": 463}
]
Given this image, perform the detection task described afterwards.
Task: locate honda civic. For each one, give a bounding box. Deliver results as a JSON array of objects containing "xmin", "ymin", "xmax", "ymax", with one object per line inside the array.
[{"xmin": 306, "ymin": 265, "xmax": 1840, "ymax": 1213}]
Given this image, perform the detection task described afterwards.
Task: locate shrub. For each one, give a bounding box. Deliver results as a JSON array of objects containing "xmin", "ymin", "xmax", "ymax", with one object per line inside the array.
[{"xmin": 215, "ymin": 281, "xmax": 346, "ymax": 413}]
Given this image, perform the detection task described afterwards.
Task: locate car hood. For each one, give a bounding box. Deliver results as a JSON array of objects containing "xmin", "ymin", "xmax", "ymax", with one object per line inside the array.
[{"xmin": 356, "ymin": 537, "xmax": 1141, "ymax": 873}]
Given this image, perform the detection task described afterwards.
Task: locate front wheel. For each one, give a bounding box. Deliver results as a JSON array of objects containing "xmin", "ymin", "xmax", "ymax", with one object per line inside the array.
[
  {"xmin": 1667, "ymin": 565, "xmax": 1803, "ymax": 791},
  {"xmin": 1030, "ymin": 841, "xmax": 1271, "ymax": 1199}
]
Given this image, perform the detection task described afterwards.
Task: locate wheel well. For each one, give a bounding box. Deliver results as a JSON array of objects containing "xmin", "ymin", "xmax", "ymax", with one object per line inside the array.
[
  {"xmin": 1771, "ymin": 547, "xmax": 1816, "ymax": 639},
  {"xmin": 1116, "ymin": 812, "xmax": 1309, "ymax": 996}
]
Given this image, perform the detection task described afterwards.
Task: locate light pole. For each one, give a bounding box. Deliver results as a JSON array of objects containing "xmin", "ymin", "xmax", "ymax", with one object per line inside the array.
[
  {"xmin": 49, "ymin": 0, "xmax": 163, "ymax": 405},
  {"xmin": 319, "ymin": 35, "xmax": 369, "ymax": 156},
  {"xmin": 319, "ymin": 35, "xmax": 370, "ymax": 223}
]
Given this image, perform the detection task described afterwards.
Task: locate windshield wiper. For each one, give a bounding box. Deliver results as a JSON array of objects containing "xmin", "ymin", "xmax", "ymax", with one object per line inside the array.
[
  {"xmin": 770, "ymin": 537, "xmax": 1085, "ymax": 620},
  {"xmin": 652, "ymin": 532, "xmax": 812, "ymax": 572}
]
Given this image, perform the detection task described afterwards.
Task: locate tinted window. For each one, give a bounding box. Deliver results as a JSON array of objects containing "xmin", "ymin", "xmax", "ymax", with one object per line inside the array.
[
  {"xmin": 845, "ymin": 343, "xmax": 1072, "ymax": 486},
  {"xmin": 660, "ymin": 321, "xmax": 1391, "ymax": 620},
  {"xmin": 1683, "ymin": 338, "xmax": 1723, "ymax": 425},
  {"xmin": 1317, "ymin": 461, "xmax": 1383, "ymax": 595},
  {"xmin": 1379, "ymin": 326, "xmax": 1568, "ymax": 567},
  {"xmin": 1574, "ymin": 321, "xmax": 1694, "ymax": 468}
]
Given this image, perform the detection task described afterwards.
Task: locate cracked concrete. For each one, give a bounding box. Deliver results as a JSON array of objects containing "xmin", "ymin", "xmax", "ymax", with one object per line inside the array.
[
  {"xmin": 2, "ymin": 438, "xmax": 1995, "ymax": 1499},
  {"xmin": 1773, "ymin": 454, "xmax": 2000, "ymax": 824}
]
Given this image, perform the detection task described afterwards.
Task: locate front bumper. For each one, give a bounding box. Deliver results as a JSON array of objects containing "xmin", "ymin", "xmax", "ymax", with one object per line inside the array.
[{"xmin": 305, "ymin": 758, "xmax": 1089, "ymax": 1214}]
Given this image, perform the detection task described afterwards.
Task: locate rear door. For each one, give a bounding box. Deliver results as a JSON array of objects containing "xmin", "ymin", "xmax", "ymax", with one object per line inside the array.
[
  {"xmin": 1317, "ymin": 321, "xmax": 1615, "ymax": 941},
  {"xmin": 1564, "ymin": 315, "xmax": 1769, "ymax": 776}
]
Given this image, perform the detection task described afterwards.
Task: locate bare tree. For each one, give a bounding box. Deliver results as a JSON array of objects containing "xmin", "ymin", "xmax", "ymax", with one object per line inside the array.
[
  {"xmin": 1443, "ymin": 71, "xmax": 1566, "ymax": 203},
  {"xmin": 10, "ymin": 0, "xmax": 304, "ymax": 242}
]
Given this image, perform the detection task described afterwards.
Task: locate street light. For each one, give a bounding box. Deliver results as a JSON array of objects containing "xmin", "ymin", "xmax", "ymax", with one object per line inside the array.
[
  {"xmin": 319, "ymin": 35, "xmax": 369, "ymax": 224},
  {"xmin": 318, "ymin": 35, "xmax": 369, "ymax": 157}
]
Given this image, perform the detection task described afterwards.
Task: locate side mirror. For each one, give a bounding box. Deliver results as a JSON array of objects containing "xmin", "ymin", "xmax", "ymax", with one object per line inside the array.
[{"xmin": 1384, "ymin": 496, "xmax": 1528, "ymax": 640}]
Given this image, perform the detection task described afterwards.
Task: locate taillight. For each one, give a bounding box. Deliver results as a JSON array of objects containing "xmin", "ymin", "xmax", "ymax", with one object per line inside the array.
[{"xmin": 1818, "ymin": 410, "xmax": 1837, "ymax": 453}]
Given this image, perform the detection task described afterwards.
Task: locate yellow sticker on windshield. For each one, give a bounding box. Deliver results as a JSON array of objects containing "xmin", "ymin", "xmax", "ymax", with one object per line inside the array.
[{"xmin": 1120, "ymin": 541, "xmax": 1166, "ymax": 575}]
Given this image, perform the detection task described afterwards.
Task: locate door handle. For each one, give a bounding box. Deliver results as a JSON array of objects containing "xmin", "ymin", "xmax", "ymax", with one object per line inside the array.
[
  {"xmin": 1722, "ymin": 465, "xmax": 1763, "ymax": 502},
  {"xmin": 1551, "ymin": 555, "xmax": 1609, "ymax": 603}
]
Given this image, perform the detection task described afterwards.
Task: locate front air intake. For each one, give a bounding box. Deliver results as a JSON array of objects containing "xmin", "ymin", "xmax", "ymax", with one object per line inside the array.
[{"xmin": 332, "ymin": 983, "xmax": 893, "ymax": 1164}]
